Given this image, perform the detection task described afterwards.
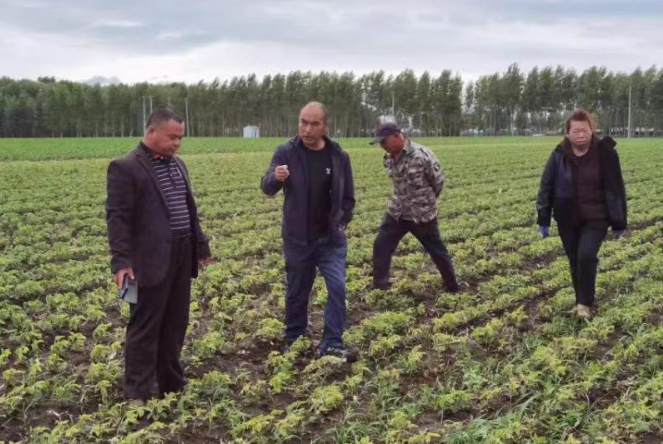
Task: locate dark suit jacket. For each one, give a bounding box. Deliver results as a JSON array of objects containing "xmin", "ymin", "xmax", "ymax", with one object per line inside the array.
[{"xmin": 106, "ymin": 145, "xmax": 211, "ymax": 288}]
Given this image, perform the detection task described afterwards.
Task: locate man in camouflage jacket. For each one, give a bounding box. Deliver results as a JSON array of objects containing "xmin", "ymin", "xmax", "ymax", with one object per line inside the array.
[{"xmin": 370, "ymin": 123, "xmax": 459, "ymax": 292}]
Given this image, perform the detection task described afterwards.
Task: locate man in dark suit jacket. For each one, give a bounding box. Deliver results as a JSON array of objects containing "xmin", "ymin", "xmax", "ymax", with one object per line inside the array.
[{"xmin": 106, "ymin": 106, "xmax": 211, "ymax": 402}]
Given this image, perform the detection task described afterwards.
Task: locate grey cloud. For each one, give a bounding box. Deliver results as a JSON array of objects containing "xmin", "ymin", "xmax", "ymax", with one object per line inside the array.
[
  {"xmin": 0, "ymin": 0, "xmax": 661, "ymax": 82},
  {"xmin": 3, "ymin": 0, "xmax": 658, "ymax": 53}
]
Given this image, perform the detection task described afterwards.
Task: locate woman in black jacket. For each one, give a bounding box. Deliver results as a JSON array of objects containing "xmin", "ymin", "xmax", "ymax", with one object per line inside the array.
[{"xmin": 536, "ymin": 109, "xmax": 627, "ymax": 320}]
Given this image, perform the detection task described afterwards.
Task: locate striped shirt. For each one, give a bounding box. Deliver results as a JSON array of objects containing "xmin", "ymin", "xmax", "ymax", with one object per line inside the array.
[{"xmin": 143, "ymin": 144, "xmax": 192, "ymax": 236}]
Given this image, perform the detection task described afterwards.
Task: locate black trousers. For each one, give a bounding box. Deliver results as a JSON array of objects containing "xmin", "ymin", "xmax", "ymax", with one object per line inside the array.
[
  {"xmin": 558, "ymin": 221, "xmax": 608, "ymax": 307},
  {"xmin": 372, "ymin": 213, "xmax": 459, "ymax": 291},
  {"xmin": 124, "ymin": 237, "xmax": 192, "ymax": 400}
]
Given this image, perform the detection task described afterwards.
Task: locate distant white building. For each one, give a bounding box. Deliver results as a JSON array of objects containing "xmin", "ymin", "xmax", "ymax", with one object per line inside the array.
[
  {"xmin": 378, "ymin": 114, "xmax": 396, "ymax": 124},
  {"xmin": 243, "ymin": 125, "xmax": 260, "ymax": 138},
  {"xmin": 377, "ymin": 114, "xmax": 414, "ymax": 130}
]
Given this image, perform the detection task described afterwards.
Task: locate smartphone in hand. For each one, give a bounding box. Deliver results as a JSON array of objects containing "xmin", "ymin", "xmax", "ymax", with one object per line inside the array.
[{"xmin": 118, "ymin": 274, "xmax": 138, "ymax": 304}]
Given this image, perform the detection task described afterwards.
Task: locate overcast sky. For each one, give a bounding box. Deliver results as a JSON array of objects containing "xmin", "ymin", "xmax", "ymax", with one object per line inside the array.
[{"xmin": 1, "ymin": 0, "xmax": 661, "ymax": 85}]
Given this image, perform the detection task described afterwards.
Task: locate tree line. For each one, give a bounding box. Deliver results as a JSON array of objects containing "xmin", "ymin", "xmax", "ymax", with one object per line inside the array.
[{"xmin": 1, "ymin": 64, "xmax": 662, "ymax": 138}]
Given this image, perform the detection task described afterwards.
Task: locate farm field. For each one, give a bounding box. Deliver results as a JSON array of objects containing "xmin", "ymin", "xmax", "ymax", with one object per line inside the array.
[
  {"xmin": 0, "ymin": 136, "xmax": 566, "ymax": 160},
  {"xmin": 1, "ymin": 136, "xmax": 663, "ymax": 444}
]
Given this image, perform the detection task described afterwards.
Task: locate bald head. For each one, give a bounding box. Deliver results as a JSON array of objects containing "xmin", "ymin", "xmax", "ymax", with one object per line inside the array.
[
  {"xmin": 300, "ymin": 101, "xmax": 328, "ymax": 124},
  {"xmin": 298, "ymin": 101, "xmax": 328, "ymax": 150}
]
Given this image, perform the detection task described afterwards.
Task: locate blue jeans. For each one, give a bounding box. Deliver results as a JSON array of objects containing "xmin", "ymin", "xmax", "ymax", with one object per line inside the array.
[{"xmin": 283, "ymin": 236, "xmax": 347, "ymax": 351}]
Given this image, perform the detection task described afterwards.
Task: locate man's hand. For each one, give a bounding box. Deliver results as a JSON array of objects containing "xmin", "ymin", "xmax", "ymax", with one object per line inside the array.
[
  {"xmin": 114, "ymin": 267, "xmax": 135, "ymax": 288},
  {"xmin": 198, "ymin": 257, "xmax": 212, "ymax": 269},
  {"xmin": 275, "ymin": 165, "xmax": 290, "ymax": 182},
  {"xmin": 538, "ymin": 226, "xmax": 550, "ymax": 238}
]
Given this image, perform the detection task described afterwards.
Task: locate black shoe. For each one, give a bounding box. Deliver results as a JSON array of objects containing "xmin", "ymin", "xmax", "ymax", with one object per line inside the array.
[
  {"xmin": 373, "ymin": 278, "xmax": 397, "ymax": 290},
  {"xmin": 444, "ymin": 282, "xmax": 460, "ymax": 293},
  {"xmin": 319, "ymin": 346, "xmax": 358, "ymax": 363},
  {"xmin": 282, "ymin": 341, "xmax": 295, "ymax": 354}
]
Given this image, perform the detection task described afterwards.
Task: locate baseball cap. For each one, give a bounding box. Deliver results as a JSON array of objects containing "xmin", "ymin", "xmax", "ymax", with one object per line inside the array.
[{"xmin": 369, "ymin": 122, "xmax": 401, "ymax": 145}]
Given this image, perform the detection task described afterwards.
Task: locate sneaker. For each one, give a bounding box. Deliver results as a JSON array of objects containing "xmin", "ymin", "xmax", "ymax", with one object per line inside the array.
[
  {"xmin": 319, "ymin": 346, "xmax": 359, "ymax": 363},
  {"xmin": 576, "ymin": 304, "xmax": 594, "ymax": 320}
]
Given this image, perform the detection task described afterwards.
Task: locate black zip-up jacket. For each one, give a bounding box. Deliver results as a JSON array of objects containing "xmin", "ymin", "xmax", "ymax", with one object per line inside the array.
[
  {"xmin": 536, "ymin": 135, "xmax": 627, "ymax": 230},
  {"xmin": 261, "ymin": 136, "xmax": 355, "ymax": 246}
]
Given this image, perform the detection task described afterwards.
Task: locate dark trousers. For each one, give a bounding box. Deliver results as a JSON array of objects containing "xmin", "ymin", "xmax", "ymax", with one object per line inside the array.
[
  {"xmin": 558, "ymin": 221, "xmax": 608, "ymax": 307},
  {"xmin": 283, "ymin": 236, "xmax": 347, "ymax": 351},
  {"xmin": 372, "ymin": 213, "xmax": 459, "ymax": 291},
  {"xmin": 124, "ymin": 237, "xmax": 192, "ymax": 400}
]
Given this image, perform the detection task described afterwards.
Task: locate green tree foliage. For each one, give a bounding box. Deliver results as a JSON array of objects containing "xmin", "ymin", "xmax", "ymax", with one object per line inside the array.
[
  {"xmin": 1, "ymin": 65, "xmax": 662, "ymax": 137},
  {"xmin": 466, "ymin": 64, "xmax": 663, "ymax": 136}
]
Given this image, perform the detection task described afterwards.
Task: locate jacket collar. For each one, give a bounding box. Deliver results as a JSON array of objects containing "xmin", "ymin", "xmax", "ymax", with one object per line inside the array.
[
  {"xmin": 384, "ymin": 138, "xmax": 412, "ymax": 163},
  {"xmin": 133, "ymin": 144, "xmax": 171, "ymax": 215},
  {"xmin": 600, "ymin": 135, "xmax": 617, "ymax": 150},
  {"xmin": 139, "ymin": 142, "xmax": 173, "ymax": 162},
  {"xmin": 291, "ymin": 135, "xmax": 339, "ymax": 153},
  {"xmin": 402, "ymin": 138, "xmax": 414, "ymax": 157},
  {"xmin": 559, "ymin": 133, "xmax": 617, "ymax": 149},
  {"xmin": 558, "ymin": 134, "xmax": 606, "ymax": 157}
]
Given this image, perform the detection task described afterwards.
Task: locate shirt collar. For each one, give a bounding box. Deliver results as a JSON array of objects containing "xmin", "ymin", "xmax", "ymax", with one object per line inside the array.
[
  {"xmin": 385, "ymin": 138, "xmax": 412, "ymax": 164},
  {"xmin": 402, "ymin": 138, "xmax": 413, "ymax": 155},
  {"xmin": 140, "ymin": 142, "xmax": 171, "ymax": 162},
  {"xmin": 295, "ymin": 135, "xmax": 331, "ymax": 152}
]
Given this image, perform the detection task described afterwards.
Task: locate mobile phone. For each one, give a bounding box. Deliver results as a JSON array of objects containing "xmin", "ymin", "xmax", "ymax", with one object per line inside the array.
[{"xmin": 118, "ymin": 274, "xmax": 138, "ymax": 304}]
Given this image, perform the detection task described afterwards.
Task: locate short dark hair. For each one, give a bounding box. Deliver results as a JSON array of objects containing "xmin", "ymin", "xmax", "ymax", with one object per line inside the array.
[
  {"xmin": 146, "ymin": 106, "xmax": 184, "ymax": 129},
  {"xmin": 565, "ymin": 108, "xmax": 594, "ymax": 133}
]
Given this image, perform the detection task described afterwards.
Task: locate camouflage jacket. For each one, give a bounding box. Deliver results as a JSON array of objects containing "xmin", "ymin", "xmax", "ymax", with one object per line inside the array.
[{"xmin": 384, "ymin": 139, "xmax": 445, "ymax": 223}]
